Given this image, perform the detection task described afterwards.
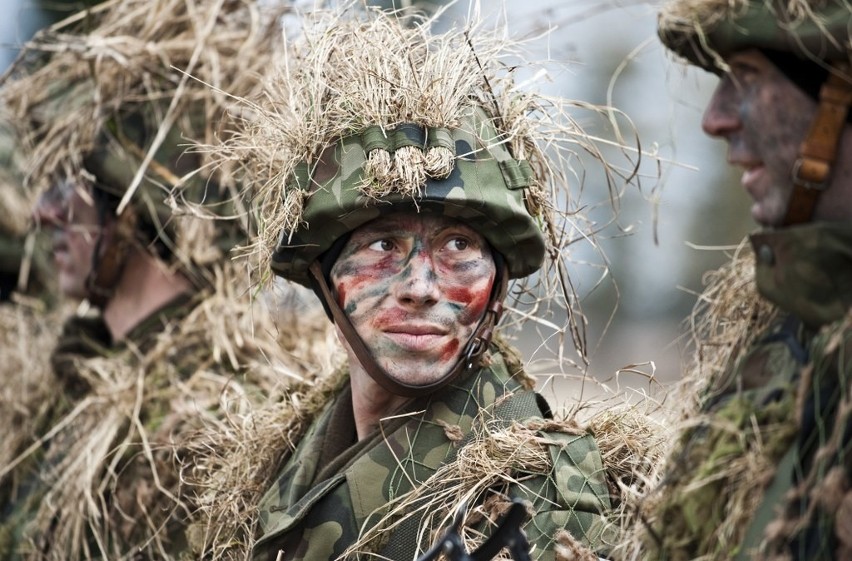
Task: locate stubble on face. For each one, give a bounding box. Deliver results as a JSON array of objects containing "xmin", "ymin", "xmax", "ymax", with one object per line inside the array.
[{"xmin": 704, "ymin": 50, "xmax": 817, "ymax": 226}]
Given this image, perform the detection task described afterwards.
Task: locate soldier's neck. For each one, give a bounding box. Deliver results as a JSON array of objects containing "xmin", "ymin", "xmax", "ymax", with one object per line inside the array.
[
  {"xmin": 348, "ymin": 361, "xmax": 410, "ymax": 440},
  {"xmin": 102, "ymin": 249, "xmax": 193, "ymax": 343}
]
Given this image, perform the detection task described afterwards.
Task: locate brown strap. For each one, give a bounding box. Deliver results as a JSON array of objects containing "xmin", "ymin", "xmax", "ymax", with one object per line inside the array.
[
  {"xmin": 86, "ymin": 208, "xmax": 137, "ymax": 307},
  {"xmin": 308, "ymin": 261, "xmax": 508, "ymax": 398},
  {"xmin": 784, "ymin": 61, "xmax": 852, "ymax": 226}
]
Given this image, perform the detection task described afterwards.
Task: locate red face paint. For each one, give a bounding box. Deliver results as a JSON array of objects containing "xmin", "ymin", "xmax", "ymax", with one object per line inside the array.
[
  {"xmin": 329, "ymin": 212, "xmax": 496, "ymax": 387},
  {"xmin": 439, "ymin": 338, "xmax": 461, "ymax": 363}
]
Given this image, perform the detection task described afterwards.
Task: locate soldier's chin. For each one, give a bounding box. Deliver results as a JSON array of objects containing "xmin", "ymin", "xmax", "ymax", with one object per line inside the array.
[{"xmin": 381, "ymin": 360, "xmax": 454, "ymax": 388}]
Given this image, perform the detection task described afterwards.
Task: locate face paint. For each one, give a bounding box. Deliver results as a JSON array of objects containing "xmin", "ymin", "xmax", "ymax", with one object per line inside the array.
[
  {"xmin": 31, "ymin": 177, "xmax": 105, "ymax": 300},
  {"xmin": 330, "ymin": 212, "xmax": 496, "ymax": 386},
  {"xmin": 702, "ymin": 49, "xmax": 819, "ymax": 226}
]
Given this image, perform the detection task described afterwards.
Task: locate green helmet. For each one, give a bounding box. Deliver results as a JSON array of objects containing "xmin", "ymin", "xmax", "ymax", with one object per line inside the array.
[
  {"xmin": 238, "ymin": 8, "xmax": 558, "ymax": 289},
  {"xmin": 2, "ymin": 0, "xmax": 287, "ymax": 291},
  {"xmin": 80, "ymin": 101, "xmax": 243, "ymax": 270},
  {"xmin": 270, "ymin": 106, "xmax": 545, "ymax": 286},
  {"xmin": 12, "ymin": 81, "xmax": 244, "ymax": 299},
  {"xmin": 658, "ymin": 0, "xmax": 852, "ymax": 73}
]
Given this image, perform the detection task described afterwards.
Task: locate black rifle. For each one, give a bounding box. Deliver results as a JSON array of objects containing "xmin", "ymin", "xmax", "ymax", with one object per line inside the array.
[{"xmin": 416, "ymin": 498, "xmax": 532, "ymax": 561}]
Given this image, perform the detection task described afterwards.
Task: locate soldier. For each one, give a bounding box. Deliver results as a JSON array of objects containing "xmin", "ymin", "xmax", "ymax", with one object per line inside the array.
[
  {"xmin": 197, "ymin": 6, "xmax": 661, "ymax": 561},
  {"xmin": 636, "ymin": 1, "xmax": 852, "ymax": 560},
  {"xmin": 0, "ymin": 1, "xmax": 327, "ymax": 559}
]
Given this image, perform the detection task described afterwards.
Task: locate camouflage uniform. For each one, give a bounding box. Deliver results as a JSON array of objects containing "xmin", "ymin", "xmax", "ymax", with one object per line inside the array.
[
  {"xmin": 642, "ymin": 2, "xmax": 852, "ymax": 559},
  {"xmin": 0, "ymin": 295, "xmax": 192, "ymax": 559},
  {"xmin": 644, "ymin": 223, "xmax": 852, "ymax": 560},
  {"xmin": 0, "ymin": 1, "xmax": 299, "ymax": 559},
  {"xmin": 205, "ymin": 7, "xmax": 641, "ymax": 560},
  {"xmin": 253, "ymin": 345, "xmax": 613, "ymax": 561}
]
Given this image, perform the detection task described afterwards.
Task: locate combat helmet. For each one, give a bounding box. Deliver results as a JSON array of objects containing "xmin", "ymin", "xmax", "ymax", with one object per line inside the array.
[
  {"xmin": 1, "ymin": 0, "xmax": 286, "ymax": 305},
  {"xmin": 658, "ymin": 0, "xmax": 852, "ymax": 225},
  {"xmin": 222, "ymin": 5, "xmax": 626, "ymax": 396}
]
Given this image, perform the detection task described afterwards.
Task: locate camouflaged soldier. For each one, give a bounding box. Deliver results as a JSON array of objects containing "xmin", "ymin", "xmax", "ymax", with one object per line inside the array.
[
  {"xmin": 0, "ymin": 1, "xmax": 317, "ymax": 559},
  {"xmin": 636, "ymin": 1, "xmax": 852, "ymax": 560},
  {"xmin": 214, "ymin": 7, "xmax": 627, "ymax": 561}
]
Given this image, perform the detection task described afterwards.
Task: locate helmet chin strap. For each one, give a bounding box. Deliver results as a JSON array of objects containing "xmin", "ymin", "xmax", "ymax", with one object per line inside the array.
[
  {"xmin": 308, "ymin": 260, "xmax": 509, "ymax": 398},
  {"xmin": 784, "ymin": 61, "xmax": 852, "ymax": 226},
  {"xmin": 85, "ymin": 207, "xmax": 137, "ymax": 308}
]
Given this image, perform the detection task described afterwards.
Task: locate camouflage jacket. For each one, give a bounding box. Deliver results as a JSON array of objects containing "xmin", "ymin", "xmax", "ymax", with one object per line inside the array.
[
  {"xmin": 0, "ymin": 284, "xmax": 299, "ymax": 561},
  {"xmin": 0, "ymin": 294, "xmax": 196, "ymax": 561},
  {"xmin": 644, "ymin": 222, "xmax": 852, "ymax": 561},
  {"xmin": 253, "ymin": 345, "xmax": 613, "ymax": 561}
]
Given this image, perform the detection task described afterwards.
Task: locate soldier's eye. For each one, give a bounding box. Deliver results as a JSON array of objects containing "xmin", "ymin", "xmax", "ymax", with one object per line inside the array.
[
  {"xmin": 444, "ymin": 237, "xmax": 470, "ymax": 252},
  {"xmin": 368, "ymin": 239, "xmax": 396, "ymax": 252}
]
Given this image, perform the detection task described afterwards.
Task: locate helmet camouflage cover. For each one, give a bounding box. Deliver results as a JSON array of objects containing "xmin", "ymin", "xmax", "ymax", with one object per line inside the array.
[
  {"xmin": 658, "ymin": 0, "xmax": 852, "ymax": 72},
  {"xmin": 221, "ymin": 5, "xmax": 614, "ymax": 288},
  {"xmin": 1, "ymin": 0, "xmax": 287, "ymax": 276},
  {"xmin": 271, "ymin": 106, "xmax": 545, "ymax": 285}
]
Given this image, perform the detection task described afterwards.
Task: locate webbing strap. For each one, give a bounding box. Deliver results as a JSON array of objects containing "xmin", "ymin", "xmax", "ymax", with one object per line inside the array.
[
  {"xmin": 784, "ymin": 61, "xmax": 852, "ymax": 226},
  {"xmin": 86, "ymin": 205, "xmax": 137, "ymax": 307}
]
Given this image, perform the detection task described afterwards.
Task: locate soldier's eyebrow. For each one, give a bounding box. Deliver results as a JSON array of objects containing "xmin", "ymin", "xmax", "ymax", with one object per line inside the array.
[{"xmin": 353, "ymin": 216, "xmax": 418, "ymax": 238}]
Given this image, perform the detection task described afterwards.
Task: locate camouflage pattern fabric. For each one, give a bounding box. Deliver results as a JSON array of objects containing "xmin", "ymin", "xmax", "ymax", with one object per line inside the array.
[
  {"xmin": 658, "ymin": 0, "xmax": 852, "ymax": 73},
  {"xmin": 0, "ymin": 284, "xmax": 293, "ymax": 561},
  {"xmin": 751, "ymin": 224, "xmax": 852, "ymax": 329},
  {"xmin": 253, "ymin": 345, "xmax": 612, "ymax": 561},
  {"xmin": 272, "ymin": 107, "xmax": 546, "ymax": 286},
  {"xmin": 0, "ymin": 295, "xmax": 192, "ymax": 561},
  {"xmin": 640, "ymin": 222, "xmax": 852, "ymax": 561}
]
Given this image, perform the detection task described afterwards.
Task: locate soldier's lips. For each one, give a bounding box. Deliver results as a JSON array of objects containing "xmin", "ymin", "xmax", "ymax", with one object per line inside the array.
[
  {"xmin": 52, "ymin": 237, "xmax": 70, "ymax": 265},
  {"xmin": 740, "ymin": 164, "xmax": 770, "ymax": 223},
  {"xmin": 382, "ymin": 325, "xmax": 448, "ymax": 351},
  {"xmin": 741, "ymin": 164, "xmax": 765, "ymax": 189}
]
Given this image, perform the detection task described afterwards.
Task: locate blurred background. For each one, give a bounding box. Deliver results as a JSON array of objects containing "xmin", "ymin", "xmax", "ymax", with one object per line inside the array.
[{"xmin": 2, "ymin": 0, "xmax": 755, "ymax": 407}]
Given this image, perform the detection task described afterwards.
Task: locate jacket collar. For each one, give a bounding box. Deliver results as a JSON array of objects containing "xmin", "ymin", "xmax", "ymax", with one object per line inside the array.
[{"xmin": 750, "ymin": 222, "xmax": 852, "ymax": 328}]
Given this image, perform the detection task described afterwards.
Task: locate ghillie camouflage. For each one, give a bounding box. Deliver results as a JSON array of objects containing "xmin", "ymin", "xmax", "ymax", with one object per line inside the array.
[
  {"xmin": 0, "ymin": 0, "xmax": 337, "ymax": 559},
  {"xmin": 636, "ymin": 2, "xmax": 852, "ymax": 559},
  {"xmin": 251, "ymin": 343, "xmax": 614, "ymax": 561},
  {"xmin": 0, "ymin": 265, "xmax": 333, "ymax": 561},
  {"xmin": 0, "ymin": 0, "xmax": 284, "ymax": 282},
  {"xmin": 0, "ymin": 116, "xmax": 50, "ymax": 301},
  {"xmin": 658, "ymin": 0, "xmax": 852, "ymax": 73},
  {"xmin": 634, "ymin": 225, "xmax": 852, "ymax": 561},
  {"xmin": 199, "ymin": 3, "xmax": 661, "ymax": 561}
]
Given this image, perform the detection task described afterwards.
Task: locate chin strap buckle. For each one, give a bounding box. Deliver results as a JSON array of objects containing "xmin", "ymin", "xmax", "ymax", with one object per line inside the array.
[
  {"xmin": 791, "ymin": 157, "xmax": 830, "ymax": 191},
  {"xmin": 784, "ymin": 61, "xmax": 852, "ymax": 226},
  {"xmin": 463, "ymin": 337, "xmax": 485, "ymax": 371}
]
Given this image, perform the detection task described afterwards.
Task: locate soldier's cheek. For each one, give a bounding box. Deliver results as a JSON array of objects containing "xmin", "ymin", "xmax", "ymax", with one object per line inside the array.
[
  {"xmin": 443, "ymin": 284, "xmax": 490, "ymax": 326},
  {"xmin": 438, "ymin": 338, "xmax": 461, "ymax": 363}
]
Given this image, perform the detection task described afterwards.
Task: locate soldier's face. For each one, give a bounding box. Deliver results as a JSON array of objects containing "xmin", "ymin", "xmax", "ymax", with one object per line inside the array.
[
  {"xmin": 32, "ymin": 179, "xmax": 103, "ymax": 299},
  {"xmin": 330, "ymin": 213, "xmax": 496, "ymax": 386},
  {"xmin": 702, "ymin": 49, "xmax": 817, "ymax": 226}
]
